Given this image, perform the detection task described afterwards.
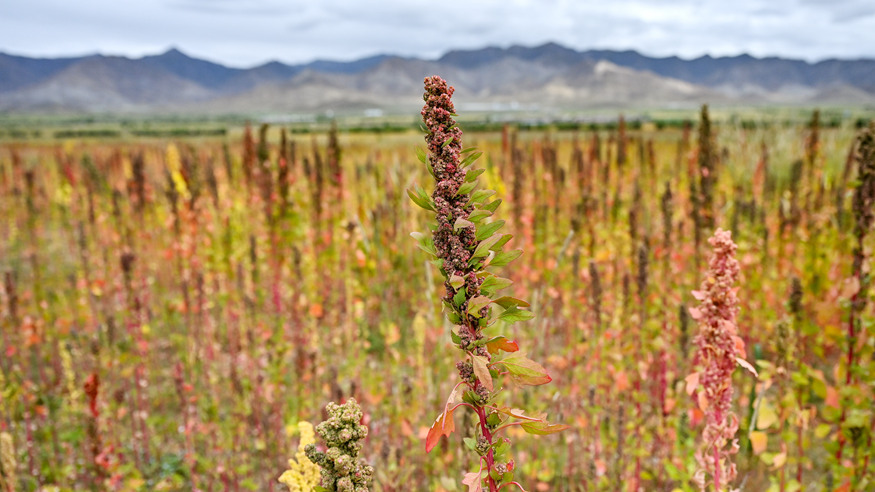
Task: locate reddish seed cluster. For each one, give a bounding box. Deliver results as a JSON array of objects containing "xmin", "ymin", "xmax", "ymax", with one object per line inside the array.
[
  {"xmin": 421, "ymin": 77, "xmax": 480, "ymax": 307},
  {"xmin": 691, "ymin": 228, "xmax": 742, "ymax": 491}
]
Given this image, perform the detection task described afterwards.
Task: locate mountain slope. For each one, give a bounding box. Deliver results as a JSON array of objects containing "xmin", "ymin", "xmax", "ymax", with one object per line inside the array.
[{"xmin": 1, "ymin": 43, "xmax": 873, "ymax": 113}]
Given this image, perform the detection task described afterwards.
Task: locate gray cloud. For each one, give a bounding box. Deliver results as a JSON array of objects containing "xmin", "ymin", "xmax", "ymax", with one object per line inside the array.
[{"xmin": 0, "ymin": 0, "xmax": 872, "ymax": 67}]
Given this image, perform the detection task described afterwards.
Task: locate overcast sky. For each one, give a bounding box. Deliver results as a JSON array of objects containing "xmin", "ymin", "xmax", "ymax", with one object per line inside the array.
[{"xmin": 1, "ymin": 0, "xmax": 873, "ymax": 67}]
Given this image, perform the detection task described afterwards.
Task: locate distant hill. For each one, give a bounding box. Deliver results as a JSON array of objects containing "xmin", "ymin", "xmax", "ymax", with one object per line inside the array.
[{"xmin": 1, "ymin": 42, "xmax": 873, "ymax": 113}]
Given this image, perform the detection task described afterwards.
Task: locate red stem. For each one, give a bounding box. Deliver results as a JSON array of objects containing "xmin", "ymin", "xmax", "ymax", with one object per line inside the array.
[
  {"xmin": 713, "ymin": 443, "xmax": 721, "ymax": 491},
  {"xmin": 474, "ymin": 403, "xmax": 499, "ymax": 492}
]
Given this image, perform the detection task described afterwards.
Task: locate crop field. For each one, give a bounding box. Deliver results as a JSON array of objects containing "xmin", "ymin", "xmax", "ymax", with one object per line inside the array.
[{"xmin": 0, "ymin": 98, "xmax": 874, "ymax": 492}]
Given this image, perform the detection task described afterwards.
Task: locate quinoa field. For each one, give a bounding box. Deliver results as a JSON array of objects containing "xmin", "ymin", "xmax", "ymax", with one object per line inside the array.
[{"xmin": 0, "ymin": 95, "xmax": 874, "ymax": 491}]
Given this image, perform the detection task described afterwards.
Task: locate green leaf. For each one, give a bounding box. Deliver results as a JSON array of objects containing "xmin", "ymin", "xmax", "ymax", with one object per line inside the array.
[
  {"xmin": 492, "ymin": 234, "xmax": 513, "ymax": 250},
  {"xmin": 476, "ymin": 219, "xmax": 506, "ymax": 241},
  {"xmin": 415, "ymin": 146, "xmax": 427, "ymax": 164},
  {"xmin": 482, "ymin": 198, "xmax": 502, "ymax": 213},
  {"xmin": 451, "ymin": 330, "xmax": 462, "ymax": 344},
  {"xmin": 453, "ymin": 287, "xmax": 467, "ymax": 307},
  {"xmin": 470, "ymin": 189, "xmax": 496, "ymax": 203},
  {"xmin": 456, "ymin": 181, "xmax": 477, "ymax": 196},
  {"xmin": 757, "ymin": 401, "xmax": 779, "ymax": 430},
  {"xmin": 496, "ymin": 407, "xmax": 538, "ymax": 420},
  {"xmin": 472, "ymin": 235, "xmax": 500, "ymax": 258},
  {"xmin": 468, "ymin": 209, "xmax": 493, "ymax": 223},
  {"xmin": 462, "ymin": 391, "xmax": 479, "ymax": 405},
  {"xmin": 460, "ymin": 147, "xmax": 477, "ymax": 154},
  {"xmin": 489, "ymin": 249, "xmax": 522, "ymax": 267},
  {"xmin": 460, "ymin": 151, "xmax": 483, "ymax": 168},
  {"xmin": 472, "ymin": 355, "xmax": 493, "ymax": 391},
  {"xmin": 410, "ymin": 231, "xmax": 437, "ymax": 257},
  {"xmin": 454, "ymin": 217, "xmax": 475, "ymax": 231},
  {"xmin": 467, "ymin": 295, "xmax": 492, "ymax": 316},
  {"xmin": 499, "ymin": 354, "xmax": 552, "ymax": 386},
  {"xmin": 492, "ymin": 296, "xmax": 530, "ymax": 309},
  {"xmin": 497, "ymin": 306, "xmax": 535, "ymax": 323},
  {"xmin": 520, "ymin": 420, "xmax": 570, "ymax": 435},
  {"xmin": 463, "ymin": 437, "xmax": 478, "ymax": 452},
  {"xmin": 441, "ymin": 136, "xmax": 454, "ymax": 148},
  {"xmin": 449, "ymin": 274, "xmax": 466, "ymax": 290},
  {"xmin": 465, "ymin": 168, "xmax": 486, "ymax": 182},
  {"xmin": 493, "ymin": 439, "xmax": 510, "ymax": 462},
  {"xmin": 407, "ymin": 186, "xmax": 435, "ymax": 212},
  {"xmin": 480, "ymin": 275, "xmax": 513, "ymax": 296}
]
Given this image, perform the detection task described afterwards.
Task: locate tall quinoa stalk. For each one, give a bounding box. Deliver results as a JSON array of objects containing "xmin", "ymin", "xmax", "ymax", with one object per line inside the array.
[
  {"xmin": 698, "ymin": 105, "xmax": 717, "ymax": 234},
  {"xmin": 835, "ymin": 122, "xmax": 875, "ymax": 482},
  {"xmin": 687, "ymin": 229, "xmax": 756, "ymax": 491},
  {"xmin": 410, "ymin": 76, "xmax": 566, "ymax": 492}
]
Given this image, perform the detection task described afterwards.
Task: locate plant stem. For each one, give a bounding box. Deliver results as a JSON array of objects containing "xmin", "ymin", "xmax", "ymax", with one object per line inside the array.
[{"xmin": 475, "ymin": 404, "xmax": 499, "ymax": 492}]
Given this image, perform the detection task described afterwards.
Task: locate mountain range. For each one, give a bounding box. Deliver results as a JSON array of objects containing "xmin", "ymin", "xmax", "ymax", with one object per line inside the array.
[{"xmin": 1, "ymin": 42, "xmax": 874, "ymax": 114}]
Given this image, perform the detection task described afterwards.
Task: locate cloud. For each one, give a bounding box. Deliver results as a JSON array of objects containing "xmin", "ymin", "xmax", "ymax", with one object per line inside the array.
[{"xmin": 1, "ymin": 0, "xmax": 873, "ymax": 66}]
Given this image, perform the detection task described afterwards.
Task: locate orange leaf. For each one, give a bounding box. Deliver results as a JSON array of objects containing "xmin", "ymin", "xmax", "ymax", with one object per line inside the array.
[
  {"xmin": 733, "ymin": 335, "xmax": 746, "ymax": 356},
  {"xmin": 825, "ymin": 386, "xmax": 840, "ymax": 408},
  {"xmin": 309, "ymin": 303, "xmax": 324, "ymax": 319},
  {"xmin": 697, "ymin": 391, "xmax": 709, "ymax": 412},
  {"xmin": 615, "ymin": 370, "xmax": 629, "ymax": 392},
  {"xmin": 833, "ymin": 481, "xmax": 852, "ymax": 492},
  {"xmin": 425, "ymin": 407, "xmax": 456, "ymax": 453},
  {"xmin": 772, "ymin": 451, "xmax": 787, "ymax": 469},
  {"xmin": 594, "ymin": 459, "xmax": 607, "ymax": 476},
  {"xmin": 400, "ymin": 419, "xmax": 413, "ymax": 437},
  {"xmin": 485, "ymin": 336, "xmax": 519, "ymax": 354},
  {"xmin": 685, "ymin": 372, "xmax": 699, "ymax": 395},
  {"xmin": 750, "ymin": 431, "xmax": 768, "ymax": 454}
]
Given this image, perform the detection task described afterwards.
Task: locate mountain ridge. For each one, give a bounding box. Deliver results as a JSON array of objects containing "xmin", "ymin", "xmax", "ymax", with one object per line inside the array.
[{"xmin": 1, "ymin": 42, "xmax": 873, "ymax": 113}]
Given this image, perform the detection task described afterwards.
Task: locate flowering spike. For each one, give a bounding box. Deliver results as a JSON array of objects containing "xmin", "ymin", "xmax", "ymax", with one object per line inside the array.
[{"xmin": 691, "ymin": 229, "xmax": 746, "ymax": 492}]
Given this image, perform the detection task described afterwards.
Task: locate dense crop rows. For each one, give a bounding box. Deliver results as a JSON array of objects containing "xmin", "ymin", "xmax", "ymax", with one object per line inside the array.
[{"xmin": 0, "ymin": 106, "xmax": 873, "ymax": 491}]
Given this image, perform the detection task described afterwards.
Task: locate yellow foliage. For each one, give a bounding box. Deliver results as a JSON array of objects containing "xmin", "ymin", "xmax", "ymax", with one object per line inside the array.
[
  {"xmin": 0, "ymin": 432, "xmax": 15, "ymax": 490},
  {"xmin": 481, "ymin": 163, "xmax": 506, "ymax": 197},
  {"xmin": 60, "ymin": 346, "xmax": 81, "ymax": 401},
  {"xmin": 165, "ymin": 143, "xmax": 190, "ymax": 199},
  {"xmin": 278, "ymin": 422, "xmax": 321, "ymax": 492}
]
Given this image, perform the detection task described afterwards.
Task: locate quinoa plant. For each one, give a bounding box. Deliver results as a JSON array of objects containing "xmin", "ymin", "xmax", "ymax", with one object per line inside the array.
[
  {"xmin": 279, "ymin": 422, "xmax": 321, "ymax": 491},
  {"xmin": 0, "ymin": 432, "xmax": 14, "ymax": 492},
  {"xmin": 687, "ymin": 229, "xmax": 756, "ymax": 491},
  {"xmin": 833, "ymin": 121, "xmax": 875, "ymax": 487},
  {"xmin": 305, "ymin": 399, "xmax": 374, "ymax": 492},
  {"xmin": 410, "ymin": 75, "xmax": 566, "ymax": 492}
]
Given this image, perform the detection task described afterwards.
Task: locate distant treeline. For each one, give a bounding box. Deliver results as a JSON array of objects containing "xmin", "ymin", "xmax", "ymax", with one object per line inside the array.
[
  {"xmin": 0, "ymin": 116, "xmax": 870, "ymax": 141},
  {"xmin": 0, "ymin": 128, "xmax": 228, "ymax": 140}
]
